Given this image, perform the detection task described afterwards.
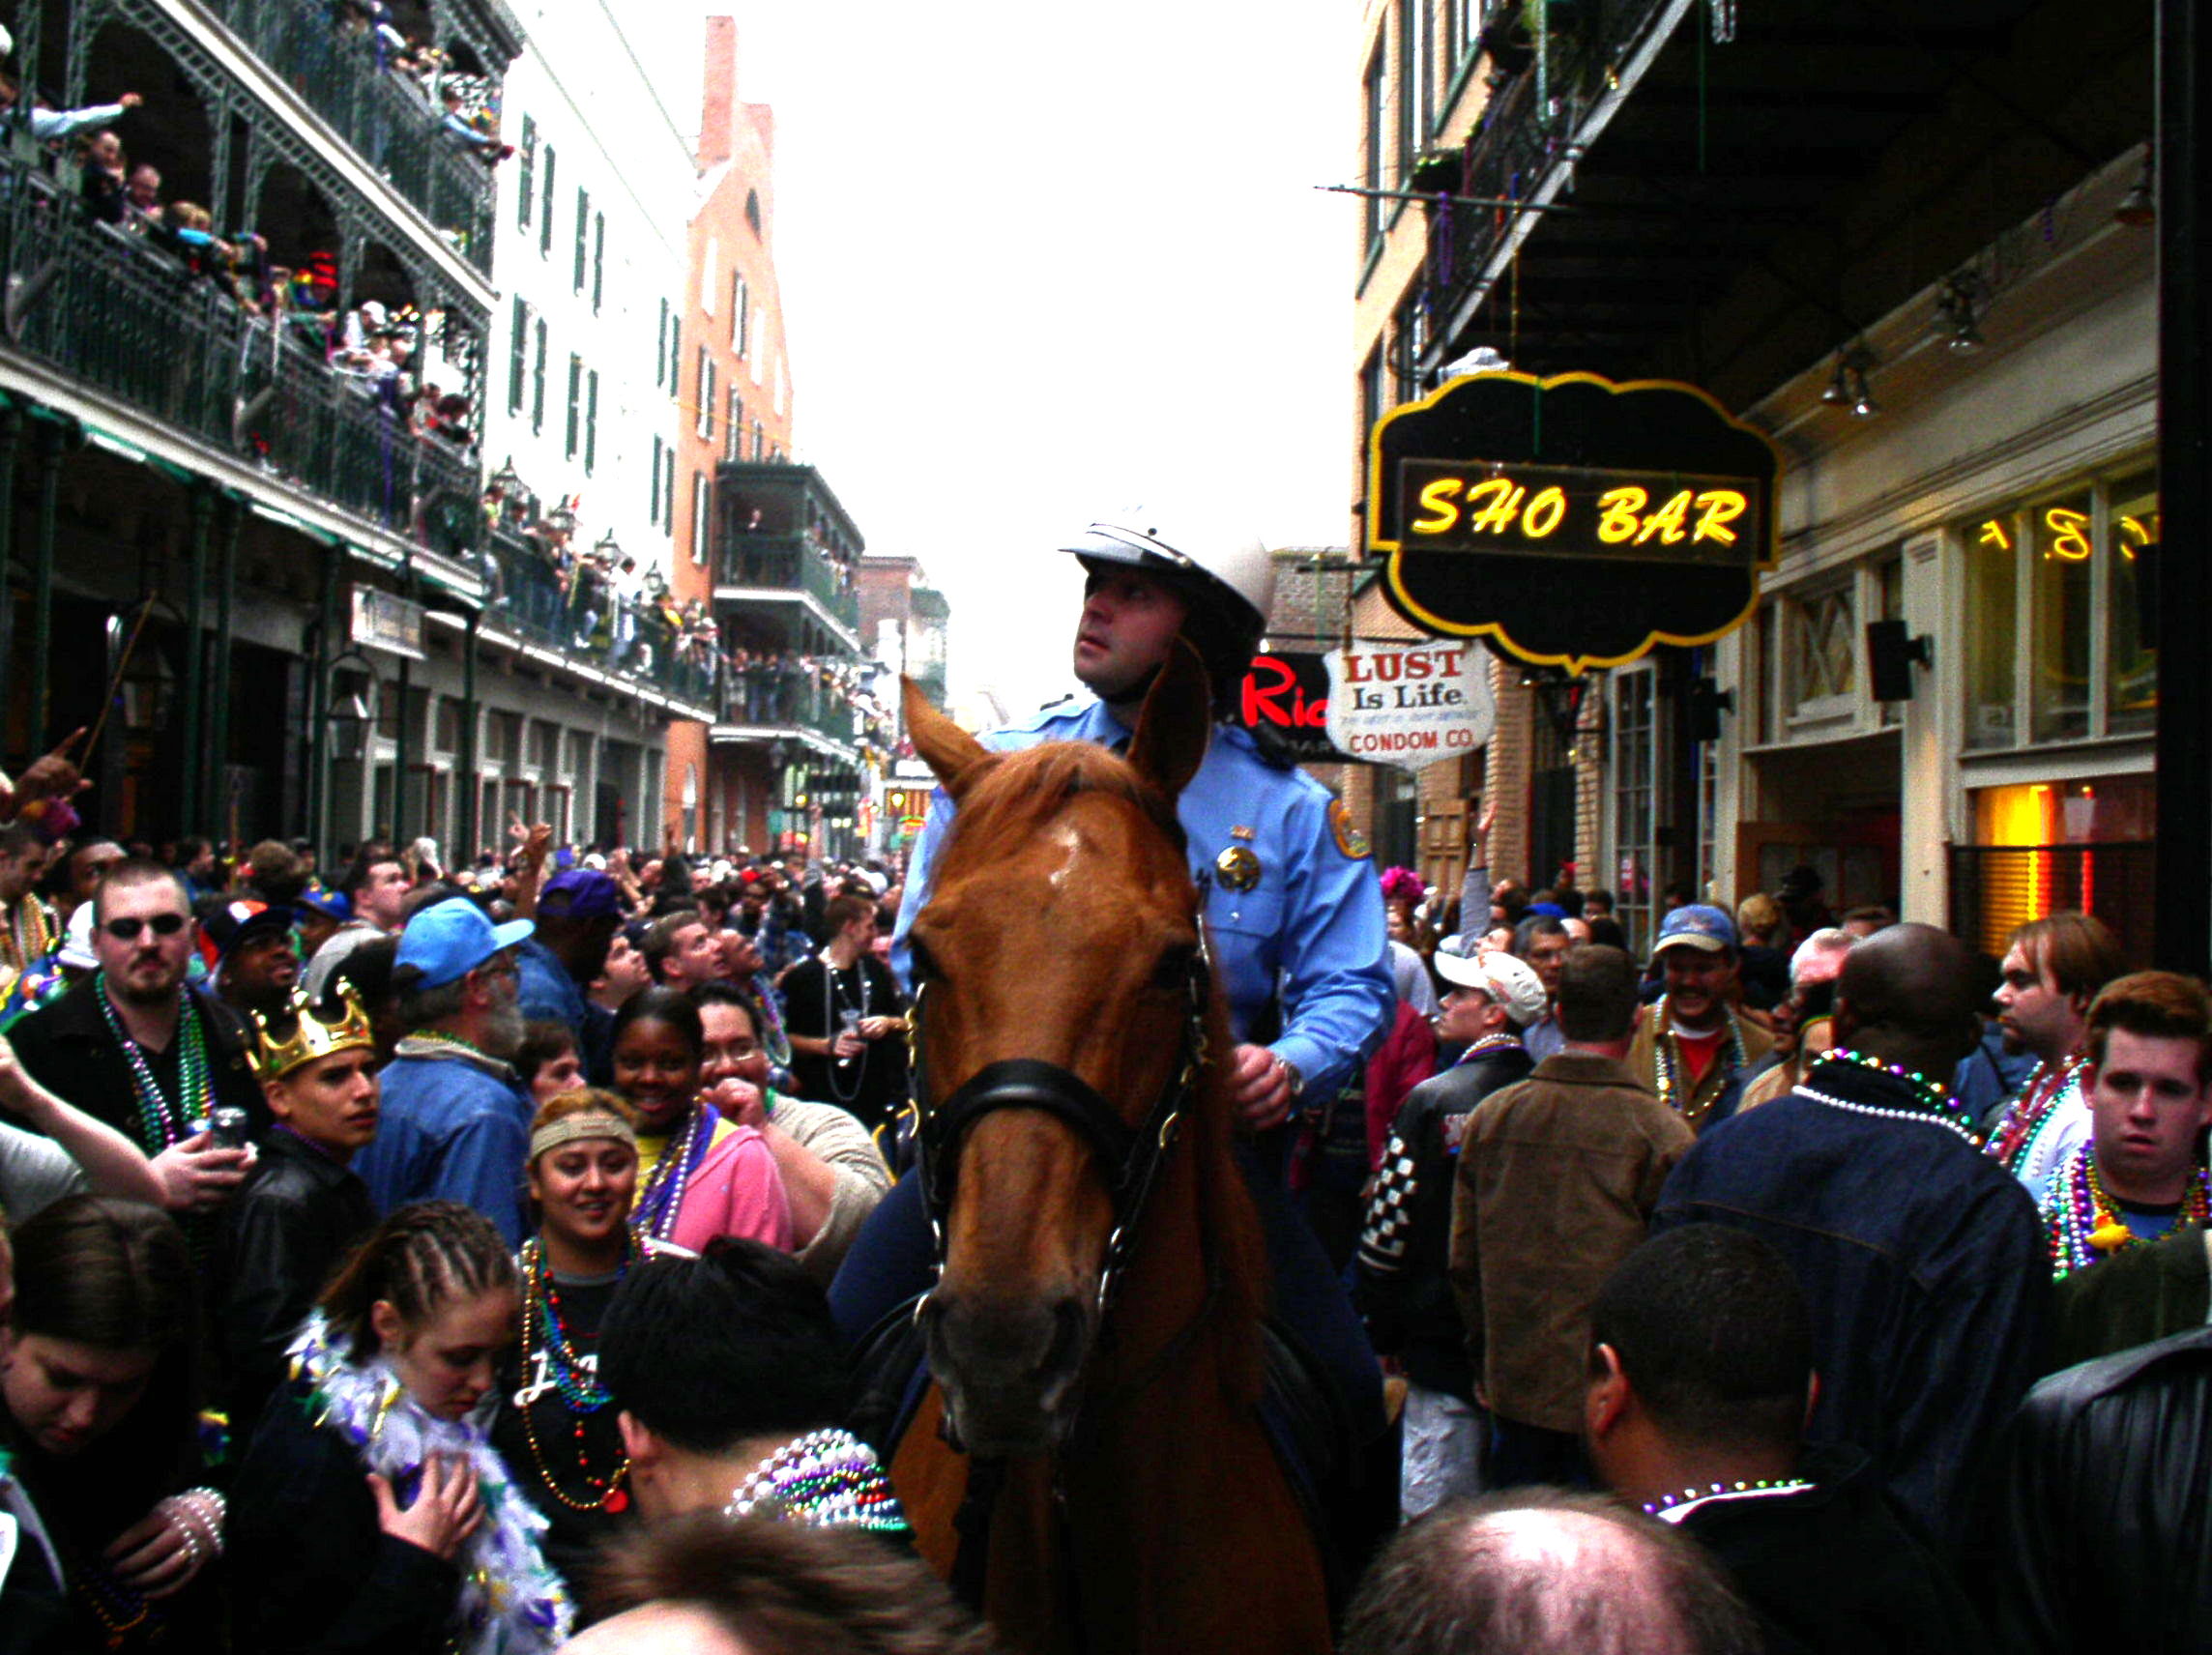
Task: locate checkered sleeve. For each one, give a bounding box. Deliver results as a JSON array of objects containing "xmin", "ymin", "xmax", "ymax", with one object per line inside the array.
[{"xmin": 1356, "ymin": 1127, "xmax": 1421, "ymax": 1276}]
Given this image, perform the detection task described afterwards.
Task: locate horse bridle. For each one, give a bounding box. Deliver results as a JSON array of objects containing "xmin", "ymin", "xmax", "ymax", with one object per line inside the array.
[{"xmin": 908, "ymin": 911, "xmax": 1213, "ymax": 1322}]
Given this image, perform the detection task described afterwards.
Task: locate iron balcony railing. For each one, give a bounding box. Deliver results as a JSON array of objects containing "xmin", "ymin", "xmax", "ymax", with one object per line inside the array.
[
  {"xmin": 0, "ymin": 160, "xmax": 477, "ymax": 541},
  {"xmin": 1413, "ymin": 0, "xmax": 1675, "ymax": 371},
  {"xmin": 722, "ymin": 664, "xmax": 858, "ymax": 747},
  {"xmin": 714, "ymin": 533, "xmax": 861, "ymax": 633},
  {"xmin": 201, "ymin": 0, "xmax": 497, "ymax": 274},
  {"xmin": 480, "ymin": 530, "xmax": 719, "ymax": 710}
]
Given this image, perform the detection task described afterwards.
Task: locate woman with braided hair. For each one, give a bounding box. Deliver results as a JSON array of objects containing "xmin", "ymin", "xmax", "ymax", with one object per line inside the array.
[{"xmin": 228, "ymin": 1201, "xmax": 571, "ymax": 1653}]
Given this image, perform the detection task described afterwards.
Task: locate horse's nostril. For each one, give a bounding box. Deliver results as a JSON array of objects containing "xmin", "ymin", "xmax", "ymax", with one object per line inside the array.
[{"xmin": 1035, "ymin": 1297, "xmax": 1087, "ymax": 1386}]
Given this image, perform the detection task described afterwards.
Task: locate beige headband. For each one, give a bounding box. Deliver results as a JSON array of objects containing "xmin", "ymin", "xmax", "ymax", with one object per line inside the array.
[{"xmin": 529, "ymin": 1114, "xmax": 638, "ymax": 1162}]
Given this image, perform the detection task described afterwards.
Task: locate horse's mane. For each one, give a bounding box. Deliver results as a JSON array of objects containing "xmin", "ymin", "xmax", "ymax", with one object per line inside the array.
[
  {"xmin": 940, "ymin": 738, "xmax": 1266, "ymax": 1407},
  {"xmin": 945, "ymin": 740, "xmax": 1187, "ymax": 863}
]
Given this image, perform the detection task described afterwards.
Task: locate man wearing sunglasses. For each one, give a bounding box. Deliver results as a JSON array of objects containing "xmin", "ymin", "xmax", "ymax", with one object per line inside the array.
[{"xmin": 9, "ymin": 858, "xmax": 261, "ymax": 1213}]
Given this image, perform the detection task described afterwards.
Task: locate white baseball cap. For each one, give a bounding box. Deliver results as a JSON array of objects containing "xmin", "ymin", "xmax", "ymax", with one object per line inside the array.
[{"xmin": 1433, "ymin": 945, "xmax": 1548, "ymax": 1029}]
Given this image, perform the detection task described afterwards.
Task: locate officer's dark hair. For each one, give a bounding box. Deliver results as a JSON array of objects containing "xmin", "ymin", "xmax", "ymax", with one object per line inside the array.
[
  {"xmin": 1556, "ymin": 944, "xmax": 1639, "ymax": 1043},
  {"xmin": 1514, "ymin": 915, "xmax": 1569, "ymax": 956},
  {"xmin": 598, "ymin": 1240, "xmax": 850, "ymax": 1453},
  {"xmin": 1589, "ymin": 1225, "xmax": 1811, "ymax": 1454}
]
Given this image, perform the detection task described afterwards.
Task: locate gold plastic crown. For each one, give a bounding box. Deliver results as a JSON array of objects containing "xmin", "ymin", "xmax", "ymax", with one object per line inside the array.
[{"xmin": 250, "ymin": 987, "xmax": 378, "ymax": 1083}]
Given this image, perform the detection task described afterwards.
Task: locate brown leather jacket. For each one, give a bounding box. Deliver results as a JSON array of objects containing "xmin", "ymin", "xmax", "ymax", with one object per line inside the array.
[{"xmin": 1447, "ymin": 1052, "xmax": 1694, "ymax": 1433}]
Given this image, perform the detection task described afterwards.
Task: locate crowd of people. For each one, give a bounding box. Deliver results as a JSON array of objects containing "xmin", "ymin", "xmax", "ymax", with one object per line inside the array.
[{"xmin": 0, "ymin": 504, "xmax": 2206, "ymax": 1652}]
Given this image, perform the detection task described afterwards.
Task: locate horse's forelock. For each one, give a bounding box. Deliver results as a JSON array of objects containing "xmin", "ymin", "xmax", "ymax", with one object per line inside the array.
[{"xmin": 945, "ymin": 742, "xmax": 1186, "ymax": 866}]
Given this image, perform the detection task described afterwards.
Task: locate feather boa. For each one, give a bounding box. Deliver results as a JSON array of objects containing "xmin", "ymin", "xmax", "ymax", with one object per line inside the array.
[{"xmin": 288, "ymin": 1314, "xmax": 572, "ymax": 1654}]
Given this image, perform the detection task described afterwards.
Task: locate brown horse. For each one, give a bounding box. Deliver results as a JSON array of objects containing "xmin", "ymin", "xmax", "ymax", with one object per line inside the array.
[{"xmin": 889, "ymin": 646, "xmax": 1335, "ymax": 1655}]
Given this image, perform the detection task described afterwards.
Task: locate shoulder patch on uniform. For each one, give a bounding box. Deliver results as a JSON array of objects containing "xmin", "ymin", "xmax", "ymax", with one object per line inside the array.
[{"xmin": 1328, "ymin": 798, "xmax": 1371, "ymax": 860}]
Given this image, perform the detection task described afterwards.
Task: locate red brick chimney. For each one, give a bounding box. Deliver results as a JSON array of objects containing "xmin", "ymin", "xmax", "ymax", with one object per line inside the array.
[{"xmin": 698, "ymin": 15, "xmax": 738, "ymax": 169}]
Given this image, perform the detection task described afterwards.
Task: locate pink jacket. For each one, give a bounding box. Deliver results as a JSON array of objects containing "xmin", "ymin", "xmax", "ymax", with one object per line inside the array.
[
  {"xmin": 667, "ymin": 1119, "xmax": 795, "ymax": 1253},
  {"xmin": 1365, "ymin": 1001, "xmax": 1439, "ymax": 1170}
]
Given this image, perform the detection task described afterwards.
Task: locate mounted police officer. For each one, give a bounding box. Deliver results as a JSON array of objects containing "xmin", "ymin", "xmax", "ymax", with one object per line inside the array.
[{"xmin": 891, "ymin": 509, "xmax": 1395, "ymax": 1139}]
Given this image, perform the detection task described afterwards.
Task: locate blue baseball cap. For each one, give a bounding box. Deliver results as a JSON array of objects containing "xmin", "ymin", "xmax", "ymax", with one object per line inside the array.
[
  {"xmin": 397, "ymin": 896, "xmax": 535, "ymax": 988},
  {"xmin": 296, "ymin": 887, "xmax": 352, "ymax": 925},
  {"xmin": 1653, "ymin": 903, "xmax": 1737, "ymax": 958}
]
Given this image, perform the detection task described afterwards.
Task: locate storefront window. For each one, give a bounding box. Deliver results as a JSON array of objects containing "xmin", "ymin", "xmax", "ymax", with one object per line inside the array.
[
  {"xmin": 1965, "ymin": 511, "xmax": 2019, "ymax": 749},
  {"xmin": 1785, "ymin": 586, "xmax": 1855, "ymax": 719},
  {"xmin": 2028, "ymin": 492, "xmax": 2094, "ymax": 742},
  {"xmin": 1961, "ymin": 468, "xmax": 2155, "ymax": 751},
  {"xmin": 2105, "ymin": 472, "xmax": 2158, "ymax": 736}
]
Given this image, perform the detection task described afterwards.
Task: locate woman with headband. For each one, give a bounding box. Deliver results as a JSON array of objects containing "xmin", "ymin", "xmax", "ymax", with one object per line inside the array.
[{"xmin": 491, "ymin": 1089, "xmax": 683, "ymax": 1594}]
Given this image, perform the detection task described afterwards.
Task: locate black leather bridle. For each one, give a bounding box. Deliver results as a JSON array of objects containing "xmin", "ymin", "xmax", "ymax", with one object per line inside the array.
[{"xmin": 908, "ymin": 917, "xmax": 1212, "ymax": 1321}]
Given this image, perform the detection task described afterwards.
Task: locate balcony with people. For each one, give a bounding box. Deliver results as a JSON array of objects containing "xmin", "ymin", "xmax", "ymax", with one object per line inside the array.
[
  {"xmin": 193, "ymin": 0, "xmax": 521, "ymax": 272},
  {"xmin": 476, "ymin": 478, "xmax": 718, "ymax": 715},
  {"xmin": 0, "ymin": 14, "xmax": 491, "ymax": 551},
  {"xmin": 713, "ymin": 458, "xmax": 863, "ymax": 642}
]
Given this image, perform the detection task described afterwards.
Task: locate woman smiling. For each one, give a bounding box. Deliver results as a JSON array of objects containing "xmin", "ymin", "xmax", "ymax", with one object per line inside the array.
[
  {"xmin": 611, "ymin": 988, "xmax": 790, "ymax": 1255},
  {"xmin": 492, "ymin": 1090, "xmax": 684, "ymax": 1592}
]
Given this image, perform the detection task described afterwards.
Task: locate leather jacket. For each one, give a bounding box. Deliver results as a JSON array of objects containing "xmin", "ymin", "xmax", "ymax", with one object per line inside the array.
[
  {"xmin": 1979, "ymin": 1324, "xmax": 2212, "ymax": 1653},
  {"xmin": 1354, "ymin": 1043, "xmax": 1534, "ymax": 1398},
  {"xmin": 216, "ymin": 1128, "xmax": 376, "ymax": 1427}
]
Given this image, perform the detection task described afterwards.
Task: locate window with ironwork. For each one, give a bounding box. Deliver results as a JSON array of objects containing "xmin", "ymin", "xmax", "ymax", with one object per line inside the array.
[
  {"xmin": 655, "ymin": 300, "xmax": 670, "ymax": 390},
  {"xmin": 517, "ymin": 117, "xmax": 536, "ymax": 230},
  {"xmin": 732, "ymin": 274, "xmax": 750, "ymax": 356},
  {"xmin": 565, "ymin": 355, "xmax": 582, "ymax": 459},
  {"xmin": 539, "ymin": 146, "xmax": 557, "ymax": 257},
  {"xmin": 726, "ymin": 391, "xmax": 744, "ymax": 463},
  {"xmin": 697, "ymin": 348, "xmax": 714, "ymax": 441},
  {"xmin": 1784, "ymin": 584, "xmax": 1855, "ymax": 720},
  {"xmin": 572, "ymin": 188, "xmax": 590, "ymax": 293},
  {"xmin": 1363, "ymin": 43, "xmax": 1384, "ymax": 249},
  {"xmin": 507, "ymin": 297, "xmax": 528, "ymax": 415},
  {"xmin": 531, "ymin": 319, "xmax": 548, "ymax": 435},
  {"xmin": 1963, "ymin": 468, "xmax": 2157, "ymax": 750},
  {"xmin": 1610, "ymin": 666, "xmax": 1659, "ymax": 957},
  {"xmin": 691, "ymin": 473, "xmax": 710, "ymax": 565},
  {"xmin": 584, "ymin": 371, "xmax": 599, "ymax": 476}
]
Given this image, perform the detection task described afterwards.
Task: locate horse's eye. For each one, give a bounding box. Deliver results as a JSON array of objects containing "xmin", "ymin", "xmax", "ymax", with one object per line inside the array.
[{"xmin": 1151, "ymin": 943, "xmax": 1198, "ymax": 993}]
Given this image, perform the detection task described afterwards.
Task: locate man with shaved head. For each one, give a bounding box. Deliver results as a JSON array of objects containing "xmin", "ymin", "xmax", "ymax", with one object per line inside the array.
[{"xmin": 1650, "ymin": 923, "xmax": 2048, "ymax": 1560}]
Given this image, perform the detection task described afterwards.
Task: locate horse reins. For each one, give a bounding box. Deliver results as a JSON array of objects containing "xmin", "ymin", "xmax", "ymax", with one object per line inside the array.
[{"xmin": 907, "ymin": 901, "xmax": 1214, "ymax": 1325}]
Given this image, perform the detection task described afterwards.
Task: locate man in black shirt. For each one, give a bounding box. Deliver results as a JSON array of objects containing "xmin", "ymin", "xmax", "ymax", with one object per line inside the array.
[
  {"xmin": 9, "ymin": 858, "xmax": 255, "ymax": 1214},
  {"xmin": 780, "ymin": 893, "xmax": 907, "ymax": 1136},
  {"xmin": 1586, "ymin": 1224, "xmax": 1991, "ymax": 1655}
]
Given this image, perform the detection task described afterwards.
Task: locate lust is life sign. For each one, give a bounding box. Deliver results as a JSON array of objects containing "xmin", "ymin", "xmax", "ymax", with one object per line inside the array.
[{"xmin": 1369, "ymin": 371, "xmax": 1782, "ymax": 672}]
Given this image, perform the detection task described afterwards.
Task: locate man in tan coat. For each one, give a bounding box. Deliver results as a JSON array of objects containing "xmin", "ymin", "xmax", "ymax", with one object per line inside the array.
[
  {"xmin": 1450, "ymin": 944, "xmax": 1694, "ymax": 1489},
  {"xmin": 1626, "ymin": 904, "xmax": 1774, "ymax": 1132}
]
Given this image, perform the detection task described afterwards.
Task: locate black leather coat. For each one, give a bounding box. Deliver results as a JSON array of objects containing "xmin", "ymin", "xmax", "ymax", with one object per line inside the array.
[
  {"xmin": 1354, "ymin": 1043, "xmax": 1534, "ymax": 1397},
  {"xmin": 1978, "ymin": 1323, "xmax": 2212, "ymax": 1653},
  {"xmin": 216, "ymin": 1129, "xmax": 376, "ymax": 1427}
]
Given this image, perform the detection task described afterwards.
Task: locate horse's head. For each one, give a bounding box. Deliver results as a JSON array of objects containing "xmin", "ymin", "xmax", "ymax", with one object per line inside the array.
[{"xmin": 902, "ymin": 645, "xmax": 1218, "ymax": 1458}]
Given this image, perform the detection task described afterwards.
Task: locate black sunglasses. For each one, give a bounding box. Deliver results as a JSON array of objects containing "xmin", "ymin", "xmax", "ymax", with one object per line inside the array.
[{"xmin": 102, "ymin": 914, "xmax": 188, "ymax": 941}]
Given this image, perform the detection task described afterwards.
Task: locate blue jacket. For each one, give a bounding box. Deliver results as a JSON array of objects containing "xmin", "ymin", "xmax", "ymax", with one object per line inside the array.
[
  {"xmin": 1652, "ymin": 1067, "xmax": 2049, "ymax": 1560},
  {"xmin": 352, "ymin": 1041, "xmax": 534, "ymax": 1246},
  {"xmin": 892, "ymin": 695, "xmax": 1393, "ymax": 1101}
]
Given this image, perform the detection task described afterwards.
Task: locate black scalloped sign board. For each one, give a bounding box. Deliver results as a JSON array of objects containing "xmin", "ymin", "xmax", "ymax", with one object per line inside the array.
[{"xmin": 1370, "ymin": 372, "xmax": 1781, "ymax": 672}]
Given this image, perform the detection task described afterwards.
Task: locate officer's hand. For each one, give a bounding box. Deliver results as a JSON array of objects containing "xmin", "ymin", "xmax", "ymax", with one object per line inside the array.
[{"xmin": 1229, "ymin": 1043, "xmax": 1293, "ymax": 1131}]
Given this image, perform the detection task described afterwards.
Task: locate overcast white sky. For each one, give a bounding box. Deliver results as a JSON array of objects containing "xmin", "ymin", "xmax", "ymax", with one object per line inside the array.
[{"xmin": 629, "ymin": 2, "xmax": 1361, "ymax": 716}]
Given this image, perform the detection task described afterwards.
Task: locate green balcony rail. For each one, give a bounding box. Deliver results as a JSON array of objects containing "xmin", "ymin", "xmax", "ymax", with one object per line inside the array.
[
  {"xmin": 480, "ymin": 530, "xmax": 718, "ymax": 710},
  {"xmin": 0, "ymin": 161, "xmax": 479, "ymax": 542},
  {"xmin": 715, "ymin": 533, "xmax": 860, "ymax": 633},
  {"xmin": 201, "ymin": 0, "xmax": 497, "ymax": 274},
  {"xmin": 722, "ymin": 664, "xmax": 858, "ymax": 747}
]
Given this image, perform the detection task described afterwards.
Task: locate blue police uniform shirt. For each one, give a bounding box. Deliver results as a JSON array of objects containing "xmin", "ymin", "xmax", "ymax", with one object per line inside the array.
[{"xmin": 891, "ymin": 693, "xmax": 1394, "ymax": 1100}]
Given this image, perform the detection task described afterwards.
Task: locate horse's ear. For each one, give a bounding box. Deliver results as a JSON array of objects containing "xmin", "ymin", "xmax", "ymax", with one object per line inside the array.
[
  {"xmin": 903, "ymin": 676, "xmax": 991, "ymax": 800},
  {"xmin": 1125, "ymin": 639, "xmax": 1211, "ymax": 803}
]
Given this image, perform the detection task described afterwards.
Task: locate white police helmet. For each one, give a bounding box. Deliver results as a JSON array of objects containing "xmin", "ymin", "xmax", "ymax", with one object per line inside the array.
[{"xmin": 1058, "ymin": 509, "xmax": 1275, "ymax": 638}]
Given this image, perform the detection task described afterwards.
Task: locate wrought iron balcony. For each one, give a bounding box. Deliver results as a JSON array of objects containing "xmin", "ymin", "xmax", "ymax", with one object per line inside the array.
[
  {"xmin": 480, "ymin": 529, "xmax": 719, "ymax": 711},
  {"xmin": 201, "ymin": 0, "xmax": 498, "ymax": 274},
  {"xmin": 714, "ymin": 534, "xmax": 861, "ymax": 634},
  {"xmin": 718, "ymin": 664, "xmax": 859, "ymax": 750},
  {"xmin": 0, "ymin": 160, "xmax": 478, "ymax": 541}
]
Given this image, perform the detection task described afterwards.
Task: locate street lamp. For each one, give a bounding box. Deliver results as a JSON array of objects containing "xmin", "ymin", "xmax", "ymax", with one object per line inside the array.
[
  {"xmin": 489, "ymin": 456, "xmax": 521, "ymax": 495},
  {"xmin": 546, "ymin": 502, "xmax": 577, "ymax": 537}
]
